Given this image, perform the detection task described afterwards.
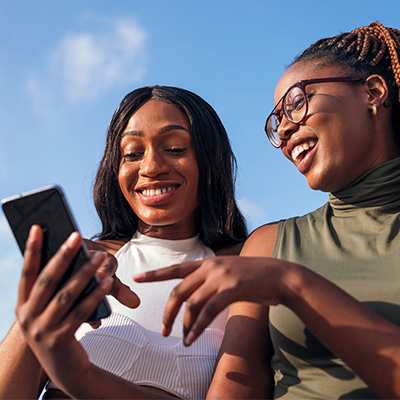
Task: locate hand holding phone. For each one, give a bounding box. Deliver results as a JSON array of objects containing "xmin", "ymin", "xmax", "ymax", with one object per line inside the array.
[
  {"xmin": 2, "ymin": 185, "xmax": 111, "ymax": 321},
  {"xmin": 13, "ymin": 224, "xmax": 114, "ymax": 394}
]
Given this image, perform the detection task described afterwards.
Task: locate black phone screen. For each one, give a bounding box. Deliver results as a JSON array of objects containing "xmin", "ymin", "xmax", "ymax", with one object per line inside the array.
[{"xmin": 2, "ymin": 185, "xmax": 111, "ymax": 321}]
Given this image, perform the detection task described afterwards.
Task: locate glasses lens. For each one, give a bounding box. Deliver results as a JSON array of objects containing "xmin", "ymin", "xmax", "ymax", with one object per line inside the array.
[
  {"xmin": 266, "ymin": 114, "xmax": 281, "ymax": 148},
  {"xmin": 285, "ymin": 86, "xmax": 307, "ymax": 123}
]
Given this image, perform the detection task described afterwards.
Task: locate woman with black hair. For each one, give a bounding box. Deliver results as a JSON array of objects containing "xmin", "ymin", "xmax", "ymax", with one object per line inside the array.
[
  {"xmin": 0, "ymin": 86, "xmax": 247, "ymax": 399},
  {"xmin": 135, "ymin": 22, "xmax": 400, "ymax": 399}
]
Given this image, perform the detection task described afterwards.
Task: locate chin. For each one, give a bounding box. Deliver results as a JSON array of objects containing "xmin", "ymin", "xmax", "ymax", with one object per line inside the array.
[{"xmin": 305, "ymin": 175, "xmax": 331, "ymax": 193}]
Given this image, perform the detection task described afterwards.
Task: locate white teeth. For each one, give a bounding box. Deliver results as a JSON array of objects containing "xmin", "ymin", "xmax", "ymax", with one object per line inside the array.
[
  {"xmin": 142, "ymin": 186, "xmax": 176, "ymax": 197},
  {"xmin": 292, "ymin": 140, "xmax": 316, "ymax": 162}
]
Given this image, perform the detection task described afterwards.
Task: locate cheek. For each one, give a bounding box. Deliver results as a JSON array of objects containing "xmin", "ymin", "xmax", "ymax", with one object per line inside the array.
[
  {"xmin": 118, "ymin": 164, "xmax": 139, "ymax": 191},
  {"xmin": 185, "ymin": 163, "xmax": 199, "ymax": 193},
  {"xmin": 180, "ymin": 160, "xmax": 199, "ymax": 206}
]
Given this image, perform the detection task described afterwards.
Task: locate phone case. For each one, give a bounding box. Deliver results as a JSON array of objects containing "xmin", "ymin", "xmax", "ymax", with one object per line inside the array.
[{"xmin": 2, "ymin": 185, "xmax": 111, "ymax": 321}]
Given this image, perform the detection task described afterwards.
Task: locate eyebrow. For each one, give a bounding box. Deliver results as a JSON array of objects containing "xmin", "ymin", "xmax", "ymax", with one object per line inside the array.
[{"xmin": 121, "ymin": 124, "xmax": 190, "ymax": 139}]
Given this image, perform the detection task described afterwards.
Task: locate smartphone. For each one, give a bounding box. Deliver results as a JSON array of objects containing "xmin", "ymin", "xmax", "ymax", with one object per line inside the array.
[{"xmin": 2, "ymin": 185, "xmax": 111, "ymax": 321}]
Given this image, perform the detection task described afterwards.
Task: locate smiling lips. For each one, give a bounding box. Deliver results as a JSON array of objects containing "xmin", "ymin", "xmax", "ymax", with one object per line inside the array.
[
  {"xmin": 291, "ymin": 139, "xmax": 317, "ymax": 162},
  {"xmin": 138, "ymin": 185, "xmax": 179, "ymax": 197}
]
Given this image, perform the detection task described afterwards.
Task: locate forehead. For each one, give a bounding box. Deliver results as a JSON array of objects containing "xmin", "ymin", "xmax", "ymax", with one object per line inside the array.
[
  {"xmin": 124, "ymin": 99, "xmax": 190, "ymax": 132},
  {"xmin": 274, "ymin": 61, "xmax": 348, "ymax": 103}
]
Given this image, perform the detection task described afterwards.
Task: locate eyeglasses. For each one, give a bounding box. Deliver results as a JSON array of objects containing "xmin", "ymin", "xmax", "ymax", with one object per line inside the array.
[{"xmin": 265, "ymin": 76, "xmax": 365, "ymax": 148}]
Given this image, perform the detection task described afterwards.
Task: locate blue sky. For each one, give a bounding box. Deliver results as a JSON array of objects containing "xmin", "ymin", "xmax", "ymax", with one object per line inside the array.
[{"xmin": 0, "ymin": 0, "xmax": 398, "ymax": 340}]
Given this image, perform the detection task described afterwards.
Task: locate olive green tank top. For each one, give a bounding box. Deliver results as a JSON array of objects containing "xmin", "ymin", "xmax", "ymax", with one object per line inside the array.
[{"xmin": 270, "ymin": 157, "xmax": 400, "ymax": 399}]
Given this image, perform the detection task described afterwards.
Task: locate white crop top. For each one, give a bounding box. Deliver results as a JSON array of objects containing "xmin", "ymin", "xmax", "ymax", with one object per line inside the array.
[{"xmin": 47, "ymin": 232, "xmax": 228, "ymax": 400}]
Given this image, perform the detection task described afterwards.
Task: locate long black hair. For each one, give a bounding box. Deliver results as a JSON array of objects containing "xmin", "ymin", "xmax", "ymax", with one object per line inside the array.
[{"xmin": 93, "ymin": 86, "xmax": 248, "ymax": 250}]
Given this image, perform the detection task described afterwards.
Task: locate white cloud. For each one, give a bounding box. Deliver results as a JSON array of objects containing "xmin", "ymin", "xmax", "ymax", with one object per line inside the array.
[
  {"xmin": 25, "ymin": 71, "xmax": 55, "ymax": 118},
  {"xmin": 26, "ymin": 16, "xmax": 147, "ymax": 110}
]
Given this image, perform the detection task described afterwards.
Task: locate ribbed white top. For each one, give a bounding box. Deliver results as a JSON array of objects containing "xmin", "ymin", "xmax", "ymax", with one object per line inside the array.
[{"xmin": 47, "ymin": 232, "xmax": 228, "ymax": 399}]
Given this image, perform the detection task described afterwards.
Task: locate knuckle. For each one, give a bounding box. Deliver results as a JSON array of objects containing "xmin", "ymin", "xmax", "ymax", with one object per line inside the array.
[
  {"xmin": 58, "ymin": 290, "xmax": 72, "ymax": 305},
  {"xmin": 204, "ymin": 258, "xmax": 218, "ymax": 269},
  {"xmin": 21, "ymin": 266, "xmax": 36, "ymax": 279},
  {"xmin": 187, "ymin": 301, "xmax": 200, "ymax": 315},
  {"xmin": 16, "ymin": 311, "xmax": 29, "ymax": 331},
  {"xmin": 170, "ymin": 286, "xmax": 183, "ymax": 300},
  {"xmin": 144, "ymin": 270, "xmax": 155, "ymax": 279},
  {"xmin": 98, "ymin": 254, "xmax": 117, "ymax": 275},
  {"xmin": 38, "ymin": 274, "xmax": 53, "ymax": 288},
  {"xmin": 171, "ymin": 265, "xmax": 182, "ymax": 275},
  {"xmin": 204, "ymin": 301, "xmax": 219, "ymax": 317},
  {"xmin": 30, "ymin": 325, "xmax": 44, "ymax": 343}
]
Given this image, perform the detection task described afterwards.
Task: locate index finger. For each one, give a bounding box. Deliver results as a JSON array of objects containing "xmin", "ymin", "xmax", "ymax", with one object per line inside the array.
[
  {"xmin": 133, "ymin": 260, "xmax": 202, "ymax": 282},
  {"xmin": 17, "ymin": 225, "xmax": 43, "ymax": 306}
]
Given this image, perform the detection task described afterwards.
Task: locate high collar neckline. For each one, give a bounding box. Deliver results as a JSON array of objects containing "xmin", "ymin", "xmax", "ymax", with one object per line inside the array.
[
  {"xmin": 329, "ymin": 158, "xmax": 400, "ymax": 212},
  {"xmin": 132, "ymin": 230, "xmax": 202, "ymax": 253}
]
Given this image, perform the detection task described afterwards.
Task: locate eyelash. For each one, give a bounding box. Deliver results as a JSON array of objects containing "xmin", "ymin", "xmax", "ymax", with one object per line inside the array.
[
  {"xmin": 165, "ymin": 147, "xmax": 186, "ymax": 154},
  {"xmin": 123, "ymin": 152, "xmax": 141, "ymax": 161},
  {"xmin": 122, "ymin": 147, "xmax": 187, "ymax": 161}
]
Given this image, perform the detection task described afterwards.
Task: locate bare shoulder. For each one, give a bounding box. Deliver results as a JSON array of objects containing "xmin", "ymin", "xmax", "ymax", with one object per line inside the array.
[
  {"xmin": 241, "ymin": 222, "xmax": 279, "ymax": 257},
  {"xmin": 84, "ymin": 237, "xmax": 130, "ymax": 255}
]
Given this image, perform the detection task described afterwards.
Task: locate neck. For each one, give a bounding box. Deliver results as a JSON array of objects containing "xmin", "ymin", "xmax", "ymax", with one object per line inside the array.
[{"xmin": 137, "ymin": 221, "xmax": 197, "ymax": 240}]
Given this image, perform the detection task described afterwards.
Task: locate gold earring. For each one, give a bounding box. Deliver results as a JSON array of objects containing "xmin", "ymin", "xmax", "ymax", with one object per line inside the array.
[{"xmin": 371, "ymin": 105, "xmax": 377, "ymax": 116}]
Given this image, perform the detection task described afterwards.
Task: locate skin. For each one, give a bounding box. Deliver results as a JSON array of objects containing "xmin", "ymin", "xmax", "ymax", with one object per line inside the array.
[
  {"xmin": 14, "ymin": 226, "xmax": 176, "ymax": 399},
  {"xmin": 0, "ymin": 100, "xmax": 241, "ymax": 399},
  {"xmin": 118, "ymin": 99, "xmax": 199, "ymax": 239},
  {"xmin": 133, "ymin": 62, "xmax": 400, "ymax": 399},
  {"xmin": 276, "ymin": 62, "xmax": 399, "ymax": 192}
]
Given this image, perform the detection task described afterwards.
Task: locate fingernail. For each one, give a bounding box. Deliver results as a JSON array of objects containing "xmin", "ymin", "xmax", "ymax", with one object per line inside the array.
[
  {"xmin": 28, "ymin": 225, "xmax": 39, "ymax": 240},
  {"xmin": 100, "ymin": 276, "xmax": 114, "ymax": 291},
  {"xmin": 161, "ymin": 324, "xmax": 169, "ymax": 337},
  {"xmin": 133, "ymin": 273, "xmax": 145, "ymax": 281},
  {"xmin": 67, "ymin": 232, "xmax": 81, "ymax": 248},
  {"xmin": 184, "ymin": 331, "xmax": 196, "ymax": 346}
]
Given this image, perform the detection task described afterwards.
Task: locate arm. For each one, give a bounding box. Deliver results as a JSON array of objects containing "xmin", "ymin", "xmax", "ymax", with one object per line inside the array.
[
  {"xmin": 281, "ymin": 262, "xmax": 400, "ymax": 399},
  {"xmin": 0, "ymin": 237, "xmax": 138, "ymax": 399},
  {"xmin": 134, "ymin": 223, "xmax": 400, "ymax": 399},
  {"xmin": 0, "ymin": 241, "xmax": 119, "ymax": 399},
  {"xmin": 207, "ymin": 225, "xmax": 277, "ymax": 399},
  {"xmin": 0, "ymin": 220, "xmax": 54, "ymax": 399},
  {"xmin": 15, "ymin": 226, "xmax": 176, "ymax": 399},
  {"xmin": 207, "ymin": 302, "xmax": 273, "ymax": 399},
  {"xmin": 0, "ymin": 319, "xmax": 48, "ymax": 399}
]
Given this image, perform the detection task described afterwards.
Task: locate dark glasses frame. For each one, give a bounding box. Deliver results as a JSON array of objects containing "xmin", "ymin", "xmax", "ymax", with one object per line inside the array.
[{"xmin": 265, "ymin": 76, "xmax": 365, "ymax": 148}]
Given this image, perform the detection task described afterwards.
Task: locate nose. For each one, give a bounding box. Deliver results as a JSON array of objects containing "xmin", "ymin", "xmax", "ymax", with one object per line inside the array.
[
  {"xmin": 139, "ymin": 148, "xmax": 171, "ymax": 177},
  {"xmin": 277, "ymin": 115, "xmax": 299, "ymax": 144}
]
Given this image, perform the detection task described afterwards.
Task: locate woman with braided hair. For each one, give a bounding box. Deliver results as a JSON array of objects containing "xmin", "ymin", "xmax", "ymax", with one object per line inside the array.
[{"xmin": 135, "ymin": 22, "xmax": 400, "ymax": 399}]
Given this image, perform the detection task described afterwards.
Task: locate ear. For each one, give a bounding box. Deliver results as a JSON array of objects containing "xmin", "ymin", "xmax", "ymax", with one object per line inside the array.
[{"xmin": 364, "ymin": 74, "xmax": 390, "ymax": 108}]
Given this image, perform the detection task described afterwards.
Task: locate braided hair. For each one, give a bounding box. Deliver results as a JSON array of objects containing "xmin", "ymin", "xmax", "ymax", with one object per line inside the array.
[{"xmin": 293, "ymin": 21, "xmax": 400, "ymax": 135}]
